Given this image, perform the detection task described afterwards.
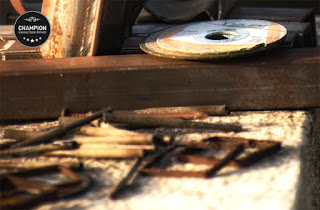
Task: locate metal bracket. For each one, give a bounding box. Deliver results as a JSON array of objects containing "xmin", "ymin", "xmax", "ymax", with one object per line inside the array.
[
  {"xmin": 140, "ymin": 137, "xmax": 281, "ymax": 178},
  {"xmin": 0, "ymin": 165, "xmax": 91, "ymax": 209}
]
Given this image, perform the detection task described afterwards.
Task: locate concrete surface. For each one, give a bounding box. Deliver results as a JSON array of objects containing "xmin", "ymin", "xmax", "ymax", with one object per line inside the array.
[{"xmin": 1, "ymin": 110, "xmax": 319, "ymax": 209}]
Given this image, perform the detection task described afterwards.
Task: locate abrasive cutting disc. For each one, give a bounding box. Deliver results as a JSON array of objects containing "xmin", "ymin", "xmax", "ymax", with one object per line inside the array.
[{"xmin": 140, "ymin": 19, "xmax": 287, "ymax": 60}]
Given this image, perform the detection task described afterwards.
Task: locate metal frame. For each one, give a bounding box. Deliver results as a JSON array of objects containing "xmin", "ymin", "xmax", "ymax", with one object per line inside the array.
[
  {"xmin": 1, "ymin": 165, "xmax": 91, "ymax": 209},
  {"xmin": 140, "ymin": 137, "xmax": 281, "ymax": 178}
]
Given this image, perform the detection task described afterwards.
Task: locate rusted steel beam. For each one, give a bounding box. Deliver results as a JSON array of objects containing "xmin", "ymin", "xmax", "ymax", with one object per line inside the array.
[{"xmin": 0, "ymin": 48, "xmax": 319, "ymax": 121}]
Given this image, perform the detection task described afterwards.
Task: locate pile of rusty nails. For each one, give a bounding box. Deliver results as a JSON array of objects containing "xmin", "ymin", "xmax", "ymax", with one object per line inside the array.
[{"xmin": 0, "ymin": 105, "xmax": 281, "ymax": 205}]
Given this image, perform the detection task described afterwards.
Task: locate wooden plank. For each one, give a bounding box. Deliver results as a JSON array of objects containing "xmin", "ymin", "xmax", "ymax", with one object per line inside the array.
[{"xmin": 0, "ymin": 48, "xmax": 319, "ymax": 121}]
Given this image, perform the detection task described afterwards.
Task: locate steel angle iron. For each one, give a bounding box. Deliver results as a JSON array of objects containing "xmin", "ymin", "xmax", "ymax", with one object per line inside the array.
[{"xmin": 140, "ymin": 19, "xmax": 287, "ymax": 60}]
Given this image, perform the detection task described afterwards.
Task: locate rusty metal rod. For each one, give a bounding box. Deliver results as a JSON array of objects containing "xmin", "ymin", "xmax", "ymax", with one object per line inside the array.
[
  {"xmin": 140, "ymin": 168, "xmax": 207, "ymax": 178},
  {"xmin": 59, "ymin": 112, "xmax": 208, "ymax": 122},
  {"xmin": 205, "ymin": 144, "xmax": 244, "ymax": 177},
  {"xmin": 109, "ymin": 146, "xmax": 173, "ymax": 199},
  {"xmin": 4, "ymin": 127, "xmax": 172, "ymax": 146},
  {"xmin": 177, "ymin": 142, "xmax": 281, "ymax": 169},
  {"xmin": 109, "ymin": 158, "xmax": 142, "ymax": 199},
  {"xmin": 77, "ymin": 143, "xmax": 155, "ymax": 151},
  {"xmin": 235, "ymin": 142, "xmax": 281, "ymax": 167},
  {"xmin": 0, "ymin": 141, "xmax": 17, "ymax": 150},
  {"xmin": 0, "ymin": 141, "xmax": 77, "ymax": 157},
  {"xmin": 130, "ymin": 105, "xmax": 229, "ymax": 116},
  {"xmin": 176, "ymin": 154, "xmax": 242, "ymax": 169},
  {"xmin": 0, "ymin": 160, "xmax": 83, "ymax": 171},
  {"xmin": 58, "ymin": 117, "xmax": 85, "ymax": 126},
  {"xmin": 128, "ymin": 112, "xmax": 209, "ymax": 119},
  {"xmin": 80, "ymin": 125, "xmax": 146, "ymax": 136},
  {"xmin": 71, "ymin": 135, "xmax": 172, "ymax": 145},
  {"xmin": 10, "ymin": 107, "xmax": 112, "ymax": 148},
  {"xmin": 42, "ymin": 148, "xmax": 144, "ymax": 159},
  {"xmin": 103, "ymin": 112, "xmax": 242, "ymax": 132},
  {"xmin": 4, "ymin": 129, "xmax": 47, "ymax": 141}
]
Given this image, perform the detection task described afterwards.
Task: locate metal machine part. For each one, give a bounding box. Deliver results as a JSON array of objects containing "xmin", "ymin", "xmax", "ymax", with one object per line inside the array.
[
  {"xmin": 10, "ymin": 0, "xmax": 147, "ymax": 58},
  {"xmin": 144, "ymin": 0, "xmax": 237, "ymax": 23}
]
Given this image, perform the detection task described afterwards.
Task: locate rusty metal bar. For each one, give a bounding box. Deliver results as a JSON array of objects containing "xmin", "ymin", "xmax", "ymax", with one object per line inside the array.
[
  {"xmin": 0, "ymin": 159, "xmax": 83, "ymax": 171},
  {"xmin": 205, "ymin": 144, "xmax": 244, "ymax": 177},
  {"xmin": 177, "ymin": 137, "xmax": 282, "ymax": 168},
  {"xmin": 4, "ymin": 129, "xmax": 47, "ymax": 141},
  {"xmin": 131, "ymin": 112, "xmax": 209, "ymax": 120},
  {"xmin": 140, "ymin": 137, "xmax": 281, "ymax": 178},
  {"xmin": 42, "ymin": 148, "xmax": 144, "ymax": 159},
  {"xmin": 10, "ymin": 107, "xmax": 111, "ymax": 148},
  {"xmin": 103, "ymin": 112, "xmax": 242, "ymax": 132},
  {"xmin": 140, "ymin": 168, "xmax": 207, "ymax": 178},
  {"xmin": 109, "ymin": 146, "xmax": 174, "ymax": 199},
  {"xmin": 0, "ymin": 141, "xmax": 77, "ymax": 157},
  {"xmin": 129, "ymin": 105, "xmax": 229, "ymax": 116},
  {"xmin": 1, "ymin": 165, "xmax": 90, "ymax": 209},
  {"xmin": 0, "ymin": 48, "xmax": 319, "ymax": 121},
  {"xmin": 109, "ymin": 158, "xmax": 142, "ymax": 199},
  {"xmin": 140, "ymin": 144, "xmax": 244, "ymax": 178}
]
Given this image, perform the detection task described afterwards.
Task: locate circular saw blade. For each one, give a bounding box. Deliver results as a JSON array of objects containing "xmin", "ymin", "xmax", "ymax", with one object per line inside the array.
[{"xmin": 140, "ymin": 19, "xmax": 287, "ymax": 60}]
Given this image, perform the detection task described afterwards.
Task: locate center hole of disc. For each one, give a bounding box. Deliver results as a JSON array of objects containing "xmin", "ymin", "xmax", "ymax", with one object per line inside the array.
[{"xmin": 205, "ymin": 31, "xmax": 238, "ymax": 40}]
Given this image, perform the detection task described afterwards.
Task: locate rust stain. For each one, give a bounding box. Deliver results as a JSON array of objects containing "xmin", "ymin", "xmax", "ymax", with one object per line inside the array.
[
  {"xmin": 49, "ymin": 15, "xmax": 63, "ymax": 58},
  {"xmin": 43, "ymin": 0, "xmax": 63, "ymax": 58}
]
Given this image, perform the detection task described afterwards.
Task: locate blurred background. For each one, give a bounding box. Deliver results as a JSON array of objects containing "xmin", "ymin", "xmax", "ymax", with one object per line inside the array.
[{"xmin": 1, "ymin": 0, "xmax": 319, "ymax": 25}]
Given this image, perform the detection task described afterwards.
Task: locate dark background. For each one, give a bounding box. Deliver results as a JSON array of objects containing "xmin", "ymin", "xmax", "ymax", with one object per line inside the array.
[{"xmin": 1, "ymin": 0, "xmax": 319, "ymax": 25}]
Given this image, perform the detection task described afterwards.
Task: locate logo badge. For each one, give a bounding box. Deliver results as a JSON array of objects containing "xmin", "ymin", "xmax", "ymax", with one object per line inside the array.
[{"xmin": 14, "ymin": 11, "xmax": 51, "ymax": 48}]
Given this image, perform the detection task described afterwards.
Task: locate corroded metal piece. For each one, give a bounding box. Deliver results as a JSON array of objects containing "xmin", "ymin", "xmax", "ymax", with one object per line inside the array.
[
  {"xmin": 1, "ymin": 165, "xmax": 90, "ymax": 209},
  {"xmin": 10, "ymin": 0, "xmax": 147, "ymax": 58},
  {"xmin": 10, "ymin": 107, "xmax": 112, "ymax": 148},
  {"xmin": 141, "ymin": 144, "xmax": 245, "ymax": 178},
  {"xmin": 103, "ymin": 112, "xmax": 242, "ymax": 132},
  {"xmin": 130, "ymin": 105, "xmax": 229, "ymax": 116},
  {"xmin": 0, "ymin": 48, "xmax": 319, "ymax": 121},
  {"xmin": 109, "ymin": 146, "xmax": 174, "ymax": 199},
  {"xmin": 0, "ymin": 141, "xmax": 77, "ymax": 157},
  {"xmin": 140, "ymin": 137, "xmax": 282, "ymax": 178}
]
